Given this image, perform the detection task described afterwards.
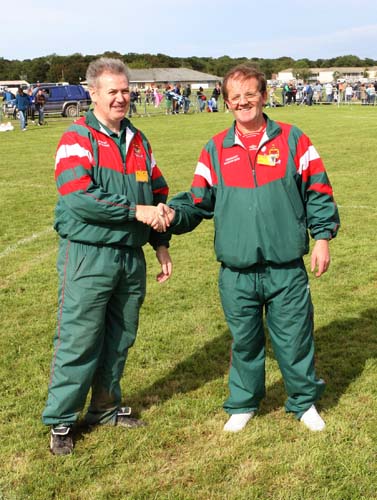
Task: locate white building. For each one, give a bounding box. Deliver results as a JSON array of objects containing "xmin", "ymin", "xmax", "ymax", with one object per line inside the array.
[{"xmin": 277, "ymin": 67, "xmax": 377, "ymax": 84}]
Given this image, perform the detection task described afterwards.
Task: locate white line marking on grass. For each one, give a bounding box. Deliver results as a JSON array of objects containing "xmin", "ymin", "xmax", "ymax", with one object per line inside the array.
[
  {"xmin": 0, "ymin": 181, "xmax": 49, "ymax": 189},
  {"xmin": 0, "ymin": 227, "xmax": 54, "ymax": 259},
  {"xmin": 338, "ymin": 205, "xmax": 377, "ymax": 211}
]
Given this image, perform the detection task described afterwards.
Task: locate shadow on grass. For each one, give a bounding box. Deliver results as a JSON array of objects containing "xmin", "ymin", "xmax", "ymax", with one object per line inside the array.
[
  {"xmin": 128, "ymin": 329, "xmax": 232, "ymax": 411},
  {"xmin": 128, "ymin": 308, "xmax": 376, "ymax": 416},
  {"xmin": 71, "ymin": 306, "xmax": 377, "ymax": 447},
  {"xmin": 262, "ymin": 307, "xmax": 377, "ymax": 413}
]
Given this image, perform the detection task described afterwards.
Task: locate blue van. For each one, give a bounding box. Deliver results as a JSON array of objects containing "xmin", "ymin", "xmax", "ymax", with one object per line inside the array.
[
  {"xmin": 34, "ymin": 85, "xmax": 91, "ymax": 117},
  {"xmin": 2, "ymin": 84, "xmax": 91, "ymax": 118}
]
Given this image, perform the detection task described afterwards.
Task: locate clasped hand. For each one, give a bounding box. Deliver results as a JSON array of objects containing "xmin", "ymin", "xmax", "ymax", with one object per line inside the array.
[{"xmin": 135, "ymin": 203, "xmax": 175, "ymax": 232}]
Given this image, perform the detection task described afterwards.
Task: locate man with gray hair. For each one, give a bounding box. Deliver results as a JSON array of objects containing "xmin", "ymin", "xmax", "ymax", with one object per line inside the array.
[{"xmin": 42, "ymin": 57, "xmax": 172, "ymax": 455}]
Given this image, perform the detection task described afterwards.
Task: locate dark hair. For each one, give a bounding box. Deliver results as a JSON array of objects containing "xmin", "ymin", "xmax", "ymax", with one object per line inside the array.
[{"xmin": 222, "ymin": 65, "xmax": 267, "ymax": 100}]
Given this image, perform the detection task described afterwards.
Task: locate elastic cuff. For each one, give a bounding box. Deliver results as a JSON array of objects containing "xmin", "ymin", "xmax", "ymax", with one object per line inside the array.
[
  {"xmin": 313, "ymin": 231, "xmax": 332, "ymax": 241},
  {"xmin": 128, "ymin": 202, "xmax": 136, "ymax": 221},
  {"xmin": 223, "ymin": 407, "xmax": 258, "ymax": 415}
]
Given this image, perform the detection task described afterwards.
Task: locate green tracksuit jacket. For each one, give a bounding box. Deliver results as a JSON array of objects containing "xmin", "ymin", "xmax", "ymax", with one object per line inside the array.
[{"xmin": 169, "ymin": 114, "xmax": 339, "ymax": 266}]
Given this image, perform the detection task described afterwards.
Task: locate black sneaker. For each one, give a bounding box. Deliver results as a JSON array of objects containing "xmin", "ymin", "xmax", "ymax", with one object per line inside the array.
[
  {"xmin": 50, "ymin": 425, "xmax": 73, "ymax": 455},
  {"xmin": 115, "ymin": 407, "xmax": 146, "ymax": 428}
]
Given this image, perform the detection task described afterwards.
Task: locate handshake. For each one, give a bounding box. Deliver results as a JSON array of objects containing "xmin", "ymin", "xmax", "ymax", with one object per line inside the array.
[{"xmin": 135, "ymin": 203, "xmax": 175, "ymax": 233}]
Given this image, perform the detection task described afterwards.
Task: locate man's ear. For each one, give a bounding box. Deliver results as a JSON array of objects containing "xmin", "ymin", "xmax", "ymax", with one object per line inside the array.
[{"xmin": 89, "ymin": 87, "xmax": 96, "ymax": 104}]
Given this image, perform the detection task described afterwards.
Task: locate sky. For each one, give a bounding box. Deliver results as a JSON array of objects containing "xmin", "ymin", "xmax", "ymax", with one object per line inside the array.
[{"xmin": 2, "ymin": 0, "xmax": 377, "ymax": 62}]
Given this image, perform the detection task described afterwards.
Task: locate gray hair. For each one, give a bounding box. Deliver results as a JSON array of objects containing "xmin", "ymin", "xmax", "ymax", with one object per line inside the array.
[{"xmin": 86, "ymin": 57, "xmax": 130, "ymax": 87}]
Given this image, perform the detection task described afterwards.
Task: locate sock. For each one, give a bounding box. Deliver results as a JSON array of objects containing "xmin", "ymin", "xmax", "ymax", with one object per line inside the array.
[
  {"xmin": 223, "ymin": 412, "xmax": 254, "ymax": 432},
  {"xmin": 300, "ymin": 405, "xmax": 325, "ymax": 431}
]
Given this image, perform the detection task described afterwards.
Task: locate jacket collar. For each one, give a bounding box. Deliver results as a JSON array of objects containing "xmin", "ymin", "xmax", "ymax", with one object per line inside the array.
[
  {"xmin": 83, "ymin": 110, "xmax": 137, "ymax": 155},
  {"xmin": 84, "ymin": 109, "xmax": 137, "ymax": 137},
  {"xmin": 223, "ymin": 113, "xmax": 282, "ymax": 148}
]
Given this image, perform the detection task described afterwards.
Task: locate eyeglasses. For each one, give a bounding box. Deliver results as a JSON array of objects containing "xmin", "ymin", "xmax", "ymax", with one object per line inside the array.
[{"xmin": 227, "ymin": 92, "xmax": 261, "ymax": 105}]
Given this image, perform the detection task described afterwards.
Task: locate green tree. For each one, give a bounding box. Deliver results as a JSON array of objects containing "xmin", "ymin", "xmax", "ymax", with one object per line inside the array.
[
  {"xmin": 333, "ymin": 55, "xmax": 362, "ymax": 67},
  {"xmin": 294, "ymin": 68, "xmax": 312, "ymax": 81},
  {"xmin": 332, "ymin": 70, "xmax": 343, "ymax": 82}
]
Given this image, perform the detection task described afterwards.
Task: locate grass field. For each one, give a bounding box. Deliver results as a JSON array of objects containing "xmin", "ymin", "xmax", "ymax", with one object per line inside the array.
[{"xmin": 0, "ymin": 105, "xmax": 376, "ymax": 500}]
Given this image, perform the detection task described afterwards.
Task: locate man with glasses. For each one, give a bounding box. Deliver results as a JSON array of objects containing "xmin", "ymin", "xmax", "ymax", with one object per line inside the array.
[{"xmin": 157, "ymin": 65, "xmax": 340, "ymax": 433}]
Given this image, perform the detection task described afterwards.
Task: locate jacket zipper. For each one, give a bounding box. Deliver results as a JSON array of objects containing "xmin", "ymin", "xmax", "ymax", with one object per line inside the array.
[
  {"xmin": 250, "ymin": 133, "xmax": 275, "ymax": 188},
  {"xmin": 249, "ymin": 153, "xmax": 258, "ymax": 187}
]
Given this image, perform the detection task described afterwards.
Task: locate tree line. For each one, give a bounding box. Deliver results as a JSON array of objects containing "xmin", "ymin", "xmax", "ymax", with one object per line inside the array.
[{"xmin": 1, "ymin": 52, "xmax": 376, "ymax": 85}]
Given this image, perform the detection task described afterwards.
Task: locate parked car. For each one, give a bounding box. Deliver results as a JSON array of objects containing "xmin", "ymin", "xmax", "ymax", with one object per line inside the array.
[{"xmin": 2, "ymin": 84, "xmax": 91, "ymax": 118}]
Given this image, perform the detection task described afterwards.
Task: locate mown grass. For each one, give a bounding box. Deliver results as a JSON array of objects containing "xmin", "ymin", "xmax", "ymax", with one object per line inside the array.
[{"xmin": 0, "ymin": 105, "xmax": 376, "ymax": 500}]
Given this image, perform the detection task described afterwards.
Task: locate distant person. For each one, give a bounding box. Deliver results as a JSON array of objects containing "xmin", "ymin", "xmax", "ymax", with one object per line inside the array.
[
  {"xmin": 291, "ymin": 83, "xmax": 297, "ymax": 104},
  {"xmin": 2, "ymin": 88, "xmax": 15, "ymax": 101},
  {"xmin": 172, "ymin": 83, "xmax": 181, "ymax": 114},
  {"xmin": 325, "ymin": 82, "xmax": 333, "ymax": 103},
  {"xmin": 337, "ymin": 81, "xmax": 345, "ymax": 102},
  {"xmin": 268, "ymin": 86, "xmax": 277, "ymax": 107},
  {"xmin": 15, "ymin": 87, "xmax": 30, "ymax": 131},
  {"xmin": 27, "ymin": 87, "xmax": 36, "ymax": 122},
  {"xmin": 35, "ymin": 88, "xmax": 46, "ymax": 125},
  {"xmin": 313, "ymin": 82, "xmax": 322, "ymax": 104},
  {"xmin": 182, "ymin": 84, "xmax": 191, "ymax": 113},
  {"xmin": 197, "ymin": 87, "xmax": 206, "ymax": 112},
  {"xmin": 282, "ymin": 82, "xmax": 290, "ymax": 105},
  {"xmin": 359, "ymin": 84, "xmax": 367, "ymax": 105},
  {"xmin": 153, "ymin": 87, "xmax": 163, "ymax": 107},
  {"xmin": 285, "ymin": 82, "xmax": 295, "ymax": 105},
  {"xmin": 211, "ymin": 82, "xmax": 221, "ymax": 103},
  {"xmin": 164, "ymin": 84, "xmax": 173, "ymax": 114},
  {"xmin": 366, "ymin": 83, "xmax": 376, "ymax": 105},
  {"xmin": 207, "ymin": 96, "xmax": 218, "ymax": 112},
  {"xmin": 345, "ymin": 84, "xmax": 354, "ymax": 103},
  {"xmin": 128, "ymin": 88, "xmax": 138, "ymax": 117},
  {"xmin": 145, "ymin": 87, "xmax": 152, "ymax": 105},
  {"xmin": 304, "ymin": 82, "xmax": 313, "ymax": 106}
]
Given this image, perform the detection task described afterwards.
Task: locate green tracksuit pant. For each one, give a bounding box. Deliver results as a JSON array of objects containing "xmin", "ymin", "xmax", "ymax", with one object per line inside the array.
[
  {"xmin": 42, "ymin": 239, "xmax": 146, "ymax": 426},
  {"xmin": 219, "ymin": 259, "xmax": 325, "ymax": 419}
]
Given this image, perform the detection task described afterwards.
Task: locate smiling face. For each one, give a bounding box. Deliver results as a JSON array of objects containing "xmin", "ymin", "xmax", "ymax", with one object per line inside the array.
[
  {"xmin": 225, "ymin": 76, "xmax": 267, "ymax": 133},
  {"xmin": 89, "ymin": 71, "xmax": 130, "ymax": 130}
]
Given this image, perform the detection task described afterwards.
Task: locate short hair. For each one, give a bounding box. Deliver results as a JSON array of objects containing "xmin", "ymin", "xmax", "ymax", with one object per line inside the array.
[
  {"xmin": 86, "ymin": 57, "xmax": 130, "ymax": 88},
  {"xmin": 222, "ymin": 65, "xmax": 267, "ymax": 100}
]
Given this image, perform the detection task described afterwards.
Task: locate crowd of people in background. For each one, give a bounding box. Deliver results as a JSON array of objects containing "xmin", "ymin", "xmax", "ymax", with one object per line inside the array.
[
  {"xmin": 126, "ymin": 81, "xmax": 224, "ymax": 117},
  {"xmin": 2, "ymin": 76, "xmax": 377, "ymax": 132},
  {"xmin": 276, "ymin": 79, "xmax": 377, "ymax": 107},
  {"xmin": 125, "ymin": 78, "xmax": 377, "ymax": 116}
]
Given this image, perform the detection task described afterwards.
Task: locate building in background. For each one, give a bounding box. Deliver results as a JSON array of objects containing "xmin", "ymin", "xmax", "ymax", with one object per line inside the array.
[
  {"xmin": 277, "ymin": 67, "xmax": 377, "ymax": 84},
  {"xmin": 128, "ymin": 68, "xmax": 221, "ymax": 90}
]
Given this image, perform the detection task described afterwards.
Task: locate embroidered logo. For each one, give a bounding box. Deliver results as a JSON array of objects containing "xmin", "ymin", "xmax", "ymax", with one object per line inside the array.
[
  {"xmin": 98, "ymin": 140, "xmax": 110, "ymax": 148},
  {"xmin": 269, "ymin": 146, "xmax": 280, "ymax": 162},
  {"xmin": 224, "ymin": 155, "xmax": 241, "ymax": 166},
  {"xmin": 134, "ymin": 144, "xmax": 144, "ymax": 158}
]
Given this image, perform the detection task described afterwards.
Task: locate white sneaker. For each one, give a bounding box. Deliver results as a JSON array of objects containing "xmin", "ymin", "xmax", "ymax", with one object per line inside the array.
[
  {"xmin": 223, "ymin": 412, "xmax": 254, "ymax": 432},
  {"xmin": 300, "ymin": 405, "xmax": 325, "ymax": 431}
]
